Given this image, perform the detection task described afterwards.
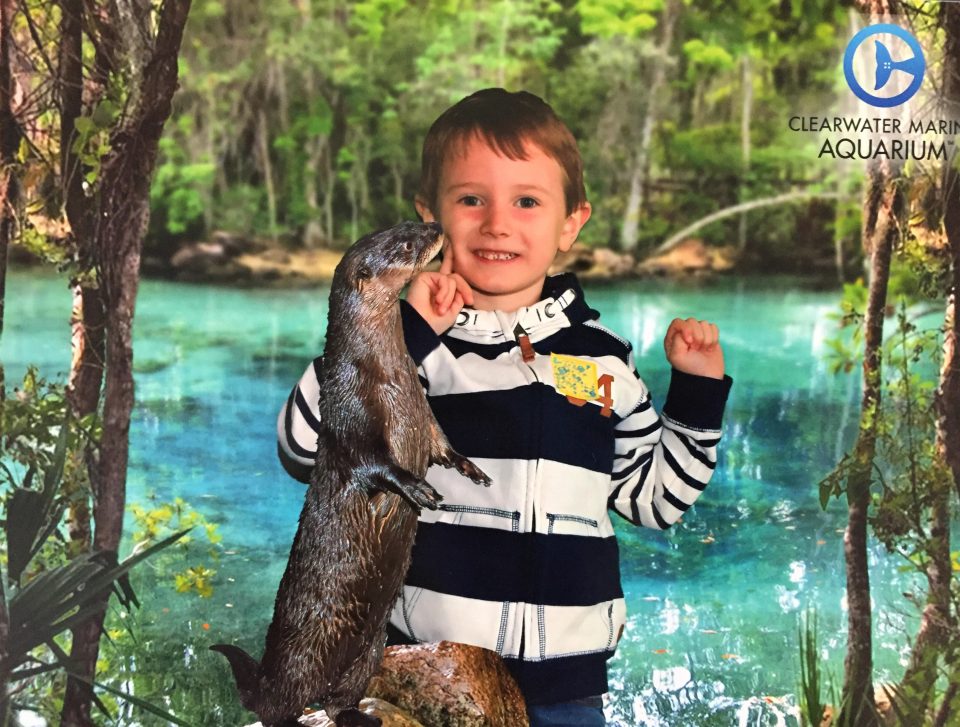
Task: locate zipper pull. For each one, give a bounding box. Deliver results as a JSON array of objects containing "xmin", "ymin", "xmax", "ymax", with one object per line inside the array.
[{"xmin": 514, "ymin": 323, "xmax": 535, "ymax": 363}]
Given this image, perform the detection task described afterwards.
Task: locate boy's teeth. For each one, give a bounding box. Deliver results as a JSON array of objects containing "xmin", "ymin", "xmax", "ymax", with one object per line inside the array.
[{"xmin": 476, "ymin": 251, "xmax": 517, "ymax": 261}]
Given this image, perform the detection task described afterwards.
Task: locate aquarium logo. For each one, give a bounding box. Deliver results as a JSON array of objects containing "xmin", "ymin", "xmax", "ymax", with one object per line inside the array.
[{"xmin": 843, "ymin": 23, "xmax": 925, "ymax": 108}]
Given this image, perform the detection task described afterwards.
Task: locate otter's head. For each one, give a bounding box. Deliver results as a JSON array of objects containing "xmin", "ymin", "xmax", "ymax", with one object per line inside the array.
[{"xmin": 333, "ymin": 221, "xmax": 444, "ymax": 304}]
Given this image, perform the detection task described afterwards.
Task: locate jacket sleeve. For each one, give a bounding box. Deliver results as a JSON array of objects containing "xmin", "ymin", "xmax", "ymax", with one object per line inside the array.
[
  {"xmin": 608, "ymin": 360, "xmax": 732, "ymax": 529},
  {"xmin": 276, "ymin": 356, "xmax": 324, "ymax": 484},
  {"xmin": 276, "ymin": 301, "xmax": 440, "ymax": 482}
]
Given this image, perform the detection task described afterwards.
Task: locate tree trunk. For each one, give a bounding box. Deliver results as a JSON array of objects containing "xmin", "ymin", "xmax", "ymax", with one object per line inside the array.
[
  {"xmin": 256, "ymin": 107, "xmax": 278, "ymax": 240},
  {"xmin": 840, "ymin": 156, "xmax": 901, "ymax": 727},
  {"xmin": 302, "ymin": 68, "xmax": 326, "ymax": 247},
  {"xmin": 938, "ymin": 0, "xmax": 960, "ymax": 503},
  {"xmin": 59, "ymin": 2, "xmax": 192, "ymax": 723},
  {"xmin": 654, "ymin": 191, "xmax": 842, "ymax": 255},
  {"xmin": 620, "ymin": 0, "xmax": 679, "ymax": 253},
  {"xmin": 392, "ymin": 160, "xmax": 403, "ymax": 219},
  {"xmin": 738, "ymin": 53, "xmax": 752, "ymax": 253},
  {"xmin": 57, "ymin": 2, "xmax": 107, "ymax": 720},
  {"xmin": 899, "ymin": 1, "xmax": 960, "ymax": 714},
  {"xmin": 0, "ymin": 0, "xmax": 17, "ymax": 719},
  {"xmin": 319, "ymin": 89, "xmax": 346, "ymax": 243},
  {"xmin": 933, "ymin": 669, "xmax": 960, "ymax": 727},
  {"xmin": 897, "ymin": 486, "xmax": 953, "ymax": 718},
  {"xmin": 0, "ymin": 0, "xmax": 17, "ymax": 407}
]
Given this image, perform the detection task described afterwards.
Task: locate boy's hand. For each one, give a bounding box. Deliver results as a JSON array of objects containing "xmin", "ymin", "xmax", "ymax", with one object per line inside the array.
[
  {"xmin": 664, "ymin": 318, "xmax": 725, "ymax": 380},
  {"xmin": 405, "ymin": 242, "xmax": 474, "ymax": 334}
]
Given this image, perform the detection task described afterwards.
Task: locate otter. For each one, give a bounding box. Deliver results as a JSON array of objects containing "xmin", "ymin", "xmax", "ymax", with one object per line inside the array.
[{"xmin": 212, "ymin": 221, "xmax": 491, "ymax": 727}]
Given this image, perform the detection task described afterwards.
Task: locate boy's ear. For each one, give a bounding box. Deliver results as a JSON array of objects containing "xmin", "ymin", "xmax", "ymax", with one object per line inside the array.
[
  {"xmin": 558, "ymin": 202, "xmax": 592, "ymax": 252},
  {"xmin": 414, "ymin": 196, "xmax": 436, "ymax": 223}
]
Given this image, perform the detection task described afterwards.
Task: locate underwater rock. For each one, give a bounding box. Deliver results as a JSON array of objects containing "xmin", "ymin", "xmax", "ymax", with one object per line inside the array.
[{"xmin": 366, "ymin": 641, "xmax": 528, "ymax": 727}]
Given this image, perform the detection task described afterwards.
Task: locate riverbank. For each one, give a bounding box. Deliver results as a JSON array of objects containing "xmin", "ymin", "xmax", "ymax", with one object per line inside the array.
[
  {"xmin": 140, "ymin": 233, "xmax": 742, "ymax": 287},
  {"xmin": 9, "ymin": 229, "xmax": 841, "ymax": 288}
]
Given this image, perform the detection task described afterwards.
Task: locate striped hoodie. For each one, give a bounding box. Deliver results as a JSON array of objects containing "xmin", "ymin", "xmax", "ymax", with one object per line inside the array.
[{"xmin": 276, "ymin": 272, "xmax": 732, "ymax": 705}]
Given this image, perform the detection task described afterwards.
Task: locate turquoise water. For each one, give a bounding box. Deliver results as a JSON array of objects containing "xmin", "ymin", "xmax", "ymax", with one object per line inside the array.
[{"xmin": 2, "ymin": 269, "xmax": 926, "ymax": 726}]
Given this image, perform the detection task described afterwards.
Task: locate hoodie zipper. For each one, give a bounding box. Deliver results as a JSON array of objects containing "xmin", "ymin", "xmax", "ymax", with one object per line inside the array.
[{"xmin": 512, "ymin": 319, "xmax": 544, "ymax": 665}]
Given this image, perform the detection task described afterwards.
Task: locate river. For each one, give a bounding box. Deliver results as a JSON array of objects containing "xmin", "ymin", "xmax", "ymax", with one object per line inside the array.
[{"xmin": 1, "ymin": 269, "xmax": 926, "ymax": 726}]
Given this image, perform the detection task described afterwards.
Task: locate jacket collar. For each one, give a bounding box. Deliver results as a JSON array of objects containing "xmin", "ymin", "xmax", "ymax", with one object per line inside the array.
[{"xmin": 446, "ymin": 273, "xmax": 599, "ymax": 344}]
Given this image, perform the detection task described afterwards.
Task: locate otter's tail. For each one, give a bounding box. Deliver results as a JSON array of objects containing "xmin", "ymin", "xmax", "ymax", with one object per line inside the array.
[{"xmin": 210, "ymin": 643, "xmax": 261, "ymax": 709}]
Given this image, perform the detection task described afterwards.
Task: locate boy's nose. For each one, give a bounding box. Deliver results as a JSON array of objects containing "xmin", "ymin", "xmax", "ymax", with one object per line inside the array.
[{"xmin": 479, "ymin": 202, "xmax": 510, "ymax": 237}]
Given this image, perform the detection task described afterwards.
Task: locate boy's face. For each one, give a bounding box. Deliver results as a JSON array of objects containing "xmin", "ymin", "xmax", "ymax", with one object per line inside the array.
[{"xmin": 416, "ymin": 135, "xmax": 591, "ymax": 312}]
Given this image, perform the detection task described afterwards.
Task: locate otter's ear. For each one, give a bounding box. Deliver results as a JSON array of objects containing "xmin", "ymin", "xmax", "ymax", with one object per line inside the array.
[{"xmin": 355, "ymin": 265, "xmax": 372, "ymax": 292}]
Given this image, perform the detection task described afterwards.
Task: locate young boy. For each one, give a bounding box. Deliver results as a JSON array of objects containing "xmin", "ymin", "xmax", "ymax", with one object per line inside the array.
[{"xmin": 278, "ymin": 88, "xmax": 731, "ymax": 727}]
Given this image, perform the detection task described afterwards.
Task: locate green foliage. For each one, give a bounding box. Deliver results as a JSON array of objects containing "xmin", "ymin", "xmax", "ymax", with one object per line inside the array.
[
  {"xmin": 1, "ymin": 369, "xmax": 100, "ymax": 566},
  {"xmin": 822, "ymin": 279, "xmax": 867, "ymax": 376},
  {"xmin": 70, "ymin": 97, "xmax": 120, "ymax": 186},
  {"xmin": 16, "ymin": 226, "xmax": 72, "ymax": 267},
  {"xmin": 817, "ymin": 294, "xmax": 942, "ymax": 511},
  {"xmin": 151, "ymin": 139, "xmax": 215, "ymax": 237},
  {"xmin": 214, "ymin": 184, "xmax": 268, "ymax": 235},
  {"xmin": 889, "ymin": 230, "xmax": 952, "ymax": 302},
  {"xmin": 817, "ymin": 232, "xmax": 959, "ymax": 722},
  {"xmin": 128, "ymin": 495, "xmax": 224, "ymax": 599},
  {"xmin": 682, "ymin": 38, "xmax": 735, "ymax": 76},
  {"xmin": 577, "ymin": 0, "xmax": 660, "ymax": 38},
  {"xmin": 663, "ymin": 124, "xmax": 742, "ymax": 177},
  {"xmin": 797, "ymin": 609, "xmax": 829, "ymax": 727},
  {"xmin": 0, "ymin": 368, "xmax": 196, "ymax": 725},
  {"xmin": 797, "ymin": 608, "xmax": 853, "ymax": 727},
  {"xmin": 95, "ymin": 601, "xmax": 250, "ymax": 726},
  {"xmin": 0, "ymin": 423, "xmax": 190, "ymax": 724},
  {"xmin": 868, "ymin": 302, "xmax": 948, "ymax": 558},
  {"xmin": 141, "ymin": 0, "xmax": 858, "ymax": 261}
]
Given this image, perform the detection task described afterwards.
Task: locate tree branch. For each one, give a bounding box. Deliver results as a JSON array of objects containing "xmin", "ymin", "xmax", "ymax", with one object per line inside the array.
[{"xmin": 652, "ymin": 191, "xmax": 843, "ymax": 256}]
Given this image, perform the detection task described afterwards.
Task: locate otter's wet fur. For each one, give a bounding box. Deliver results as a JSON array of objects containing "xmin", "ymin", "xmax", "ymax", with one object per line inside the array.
[{"xmin": 212, "ymin": 222, "xmax": 491, "ymax": 727}]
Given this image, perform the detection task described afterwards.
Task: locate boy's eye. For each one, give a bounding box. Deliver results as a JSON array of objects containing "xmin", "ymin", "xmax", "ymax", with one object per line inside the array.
[
  {"xmin": 517, "ymin": 197, "xmax": 539, "ymax": 209},
  {"xmin": 458, "ymin": 195, "xmax": 482, "ymax": 206}
]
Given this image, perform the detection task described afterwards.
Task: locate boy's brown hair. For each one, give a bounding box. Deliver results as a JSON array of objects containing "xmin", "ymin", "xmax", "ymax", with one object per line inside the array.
[{"xmin": 417, "ymin": 88, "xmax": 587, "ymax": 216}]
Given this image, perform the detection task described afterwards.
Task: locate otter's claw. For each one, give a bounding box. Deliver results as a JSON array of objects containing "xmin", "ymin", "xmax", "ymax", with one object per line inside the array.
[
  {"xmin": 368, "ymin": 464, "xmax": 443, "ymax": 512},
  {"xmin": 433, "ymin": 449, "xmax": 492, "ymax": 487},
  {"xmin": 451, "ymin": 453, "xmax": 492, "ymax": 487},
  {"xmin": 402, "ymin": 479, "xmax": 443, "ymax": 512}
]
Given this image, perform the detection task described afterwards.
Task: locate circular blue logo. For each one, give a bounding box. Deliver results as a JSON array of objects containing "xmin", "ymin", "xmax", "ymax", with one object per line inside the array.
[{"xmin": 843, "ymin": 23, "xmax": 925, "ymax": 108}]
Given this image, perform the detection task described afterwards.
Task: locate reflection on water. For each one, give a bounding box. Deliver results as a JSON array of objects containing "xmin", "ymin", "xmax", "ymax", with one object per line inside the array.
[{"xmin": 1, "ymin": 271, "xmax": 930, "ymax": 725}]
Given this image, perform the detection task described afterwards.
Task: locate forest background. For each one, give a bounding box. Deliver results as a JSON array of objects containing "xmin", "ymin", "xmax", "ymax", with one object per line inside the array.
[
  {"xmin": 1, "ymin": 0, "xmax": 959, "ymax": 726},
  {"xmin": 141, "ymin": 0, "xmax": 857, "ymax": 276}
]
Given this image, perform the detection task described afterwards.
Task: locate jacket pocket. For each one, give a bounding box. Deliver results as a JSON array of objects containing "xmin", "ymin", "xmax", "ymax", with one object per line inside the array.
[
  {"xmin": 546, "ymin": 512, "xmax": 599, "ymax": 536},
  {"xmin": 439, "ymin": 503, "xmax": 521, "ymax": 531}
]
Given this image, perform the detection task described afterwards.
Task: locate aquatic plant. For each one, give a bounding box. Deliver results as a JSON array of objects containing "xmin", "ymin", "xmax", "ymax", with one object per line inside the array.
[
  {"xmin": 0, "ymin": 375, "xmax": 192, "ymax": 726},
  {"xmin": 797, "ymin": 609, "xmax": 827, "ymax": 727}
]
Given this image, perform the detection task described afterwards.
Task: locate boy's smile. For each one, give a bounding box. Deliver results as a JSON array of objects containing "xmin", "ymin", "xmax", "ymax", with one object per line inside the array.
[{"xmin": 416, "ymin": 134, "xmax": 590, "ymax": 312}]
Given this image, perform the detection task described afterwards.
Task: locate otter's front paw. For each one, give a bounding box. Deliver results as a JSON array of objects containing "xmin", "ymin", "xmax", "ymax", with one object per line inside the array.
[
  {"xmin": 404, "ymin": 479, "xmax": 443, "ymax": 511},
  {"xmin": 454, "ymin": 454, "xmax": 492, "ymax": 487},
  {"xmin": 369, "ymin": 465, "xmax": 443, "ymax": 512}
]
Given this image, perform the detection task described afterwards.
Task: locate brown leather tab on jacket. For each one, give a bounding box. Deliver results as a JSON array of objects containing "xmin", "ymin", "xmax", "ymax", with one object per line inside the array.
[{"xmin": 518, "ymin": 334, "xmax": 536, "ymax": 363}]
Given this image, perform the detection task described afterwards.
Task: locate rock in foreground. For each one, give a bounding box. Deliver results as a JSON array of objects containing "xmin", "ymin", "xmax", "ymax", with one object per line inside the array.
[
  {"xmin": 367, "ymin": 641, "xmax": 528, "ymax": 727},
  {"xmin": 240, "ymin": 641, "xmax": 526, "ymax": 727},
  {"xmin": 243, "ymin": 698, "xmax": 422, "ymax": 726}
]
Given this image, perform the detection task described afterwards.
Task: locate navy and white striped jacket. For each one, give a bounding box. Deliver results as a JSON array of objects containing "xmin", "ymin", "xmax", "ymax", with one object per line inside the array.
[{"xmin": 277, "ymin": 273, "xmax": 731, "ymax": 705}]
